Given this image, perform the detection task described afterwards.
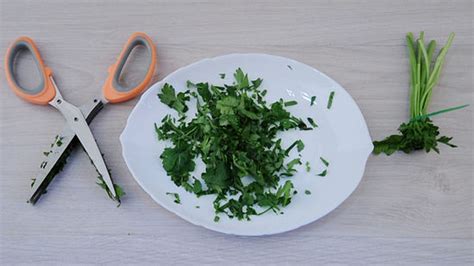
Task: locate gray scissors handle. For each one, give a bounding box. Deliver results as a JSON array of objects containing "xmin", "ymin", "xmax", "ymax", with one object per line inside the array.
[{"xmin": 29, "ymin": 97, "xmax": 106, "ymax": 204}]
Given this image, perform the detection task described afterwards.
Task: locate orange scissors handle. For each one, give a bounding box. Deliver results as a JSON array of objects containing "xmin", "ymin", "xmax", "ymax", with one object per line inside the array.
[
  {"xmin": 4, "ymin": 37, "xmax": 56, "ymax": 105},
  {"xmin": 102, "ymin": 32, "xmax": 157, "ymax": 103}
]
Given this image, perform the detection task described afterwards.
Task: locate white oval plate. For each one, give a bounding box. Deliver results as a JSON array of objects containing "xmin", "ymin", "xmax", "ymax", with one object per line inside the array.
[{"xmin": 120, "ymin": 54, "xmax": 373, "ymax": 236}]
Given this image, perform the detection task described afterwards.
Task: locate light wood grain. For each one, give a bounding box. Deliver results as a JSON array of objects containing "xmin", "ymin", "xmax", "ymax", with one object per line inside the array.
[{"xmin": 0, "ymin": 0, "xmax": 473, "ymax": 265}]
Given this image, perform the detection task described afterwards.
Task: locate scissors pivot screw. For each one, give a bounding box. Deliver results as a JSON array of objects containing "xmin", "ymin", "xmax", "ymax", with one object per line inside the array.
[{"xmin": 56, "ymin": 99, "xmax": 62, "ymax": 104}]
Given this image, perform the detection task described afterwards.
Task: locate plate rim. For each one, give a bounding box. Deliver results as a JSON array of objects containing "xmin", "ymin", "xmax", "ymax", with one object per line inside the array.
[{"xmin": 120, "ymin": 53, "xmax": 373, "ymax": 236}]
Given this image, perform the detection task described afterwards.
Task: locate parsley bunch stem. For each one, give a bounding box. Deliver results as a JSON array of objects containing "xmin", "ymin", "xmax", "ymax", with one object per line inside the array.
[
  {"xmin": 373, "ymin": 32, "xmax": 468, "ymax": 155},
  {"xmin": 407, "ymin": 32, "xmax": 455, "ymax": 118}
]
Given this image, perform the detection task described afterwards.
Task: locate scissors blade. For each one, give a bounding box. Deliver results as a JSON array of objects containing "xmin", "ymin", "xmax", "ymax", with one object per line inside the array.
[
  {"xmin": 29, "ymin": 98, "xmax": 105, "ymax": 204},
  {"xmin": 51, "ymin": 99, "xmax": 117, "ymax": 198},
  {"xmin": 30, "ymin": 132, "xmax": 75, "ymax": 204}
]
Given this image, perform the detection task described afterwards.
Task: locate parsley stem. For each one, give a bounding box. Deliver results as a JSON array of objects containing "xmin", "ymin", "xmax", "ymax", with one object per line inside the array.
[
  {"xmin": 411, "ymin": 104, "xmax": 469, "ymax": 121},
  {"xmin": 257, "ymin": 206, "xmax": 275, "ymax": 216}
]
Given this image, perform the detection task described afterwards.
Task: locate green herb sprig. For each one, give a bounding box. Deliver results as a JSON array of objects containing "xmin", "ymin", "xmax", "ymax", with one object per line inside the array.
[{"xmin": 373, "ymin": 32, "xmax": 468, "ymax": 155}]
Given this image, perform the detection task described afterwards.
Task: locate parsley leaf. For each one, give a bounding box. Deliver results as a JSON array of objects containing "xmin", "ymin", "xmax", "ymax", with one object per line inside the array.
[
  {"xmin": 373, "ymin": 118, "xmax": 457, "ymax": 155},
  {"xmin": 251, "ymin": 78, "xmax": 263, "ymax": 88},
  {"xmin": 160, "ymin": 141, "xmax": 196, "ymax": 185},
  {"xmin": 234, "ymin": 68, "xmax": 250, "ymax": 89},
  {"xmin": 158, "ymin": 83, "xmax": 190, "ymax": 114}
]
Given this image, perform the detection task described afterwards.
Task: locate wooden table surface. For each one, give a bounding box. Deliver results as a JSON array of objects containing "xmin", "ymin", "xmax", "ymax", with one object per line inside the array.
[{"xmin": 1, "ymin": 0, "xmax": 472, "ymax": 264}]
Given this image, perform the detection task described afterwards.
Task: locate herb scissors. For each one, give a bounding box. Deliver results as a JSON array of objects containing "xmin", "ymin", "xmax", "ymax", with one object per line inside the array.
[{"xmin": 5, "ymin": 32, "xmax": 157, "ymax": 204}]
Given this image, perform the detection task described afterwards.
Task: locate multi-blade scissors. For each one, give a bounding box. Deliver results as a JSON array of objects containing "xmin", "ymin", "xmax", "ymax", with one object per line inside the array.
[{"xmin": 5, "ymin": 32, "xmax": 157, "ymax": 204}]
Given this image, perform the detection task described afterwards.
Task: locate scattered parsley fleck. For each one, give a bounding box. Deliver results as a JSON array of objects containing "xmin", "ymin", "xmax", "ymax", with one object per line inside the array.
[
  {"xmin": 284, "ymin": 100, "xmax": 298, "ymax": 107},
  {"xmin": 51, "ymin": 135, "xmax": 64, "ymax": 147},
  {"xmin": 287, "ymin": 65, "xmax": 293, "ymax": 70},
  {"xmin": 214, "ymin": 216, "xmax": 220, "ymax": 222},
  {"xmin": 307, "ymin": 117, "xmax": 318, "ymax": 128},
  {"xmin": 305, "ymin": 161, "xmax": 311, "ymax": 172},
  {"xmin": 286, "ymin": 140, "xmax": 305, "ymax": 154},
  {"xmin": 30, "ymin": 178, "xmax": 36, "ymax": 188},
  {"xmin": 219, "ymin": 73, "xmax": 226, "ymax": 79},
  {"xmin": 327, "ymin": 91, "xmax": 335, "ymax": 109},
  {"xmin": 166, "ymin": 192, "xmax": 181, "ymax": 204},
  {"xmin": 50, "ymin": 135, "xmax": 59, "ymax": 148},
  {"xmin": 310, "ymin": 96, "xmax": 316, "ymax": 106},
  {"xmin": 305, "ymin": 190, "xmax": 311, "ymax": 195},
  {"xmin": 40, "ymin": 161, "xmax": 48, "ymax": 169},
  {"xmin": 317, "ymin": 169, "xmax": 327, "ymax": 177},
  {"xmin": 296, "ymin": 140, "xmax": 305, "ymax": 152},
  {"xmin": 186, "ymin": 80, "xmax": 195, "ymax": 88},
  {"xmin": 320, "ymin": 157, "xmax": 329, "ymax": 167},
  {"xmin": 195, "ymin": 206, "xmax": 200, "ymax": 208}
]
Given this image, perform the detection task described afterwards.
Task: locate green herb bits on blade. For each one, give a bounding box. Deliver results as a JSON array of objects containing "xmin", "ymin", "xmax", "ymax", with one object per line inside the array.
[{"xmin": 155, "ymin": 68, "xmax": 314, "ymax": 221}]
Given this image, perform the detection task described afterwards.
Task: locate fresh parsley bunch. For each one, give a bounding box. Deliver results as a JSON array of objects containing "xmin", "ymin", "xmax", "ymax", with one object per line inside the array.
[
  {"xmin": 373, "ymin": 32, "xmax": 468, "ymax": 155},
  {"xmin": 155, "ymin": 68, "xmax": 312, "ymax": 220}
]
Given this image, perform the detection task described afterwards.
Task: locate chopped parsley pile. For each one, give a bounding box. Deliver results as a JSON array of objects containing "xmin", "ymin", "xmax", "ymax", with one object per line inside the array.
[{"xmin": 155, "ymin": 68, "xmax": 315, "ymax": 221}]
